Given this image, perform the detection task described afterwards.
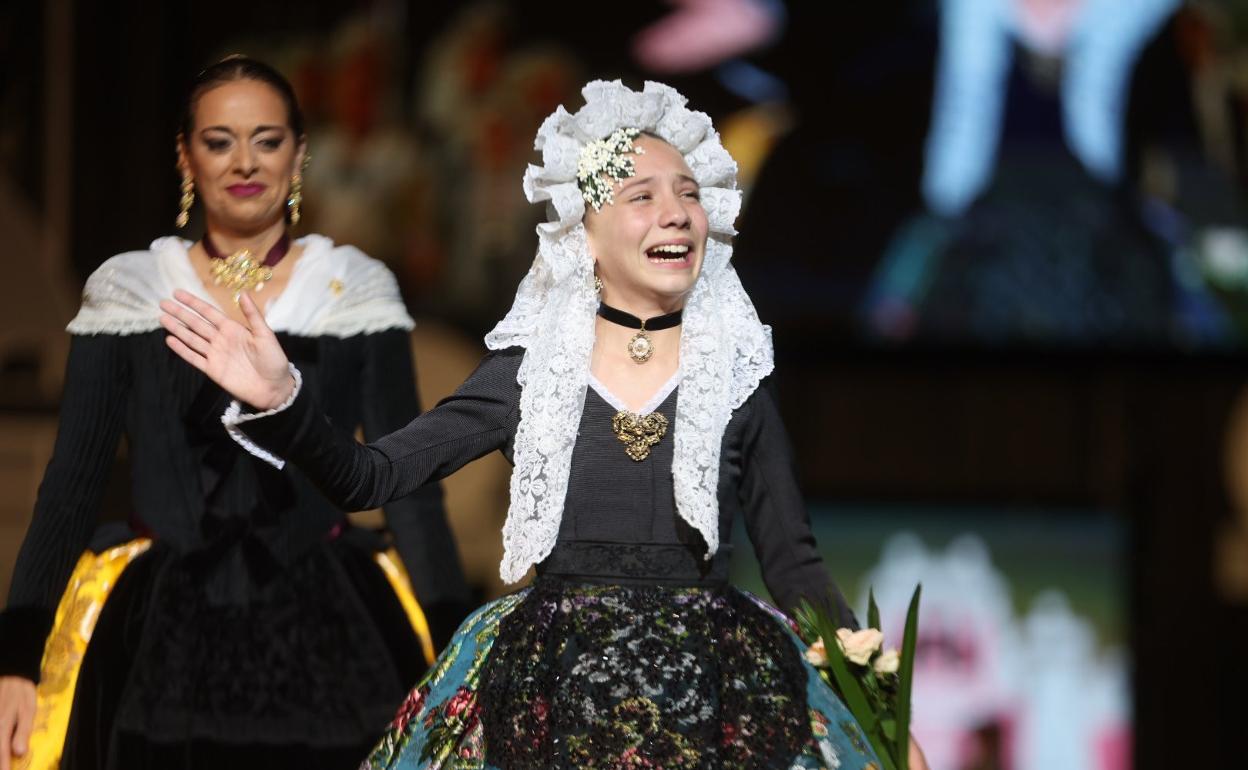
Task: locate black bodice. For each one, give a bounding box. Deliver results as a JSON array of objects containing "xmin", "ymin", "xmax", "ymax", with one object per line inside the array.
[{"xmin": 237, "ymin": 346, "xmax": 853, "ymax": 623}]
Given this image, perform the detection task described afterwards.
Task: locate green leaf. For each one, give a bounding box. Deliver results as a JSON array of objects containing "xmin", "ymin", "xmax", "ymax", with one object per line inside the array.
[
  {"xmin": 868, "ymin": 587, "xmax": 881, "ymax": 631},
  {"xmin": 794, "ymin": 600, "xmax": 822, "ymax": 646},
  {"xmin": 881, "ymin": 718, "xmax": 897, "ymax": 741},
  {"xmin": 875, "ymin": 746, "xmax": 900, "ymax": 770},
  {"xmin": 895, "ymin": 584, "xmax": 923, "ymax": 770}
]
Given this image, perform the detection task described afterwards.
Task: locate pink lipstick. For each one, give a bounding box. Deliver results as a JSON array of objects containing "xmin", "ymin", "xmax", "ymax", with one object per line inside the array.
[{"xmin": 226, "ymin": 183, "xmax": 267, "ymax": 198}]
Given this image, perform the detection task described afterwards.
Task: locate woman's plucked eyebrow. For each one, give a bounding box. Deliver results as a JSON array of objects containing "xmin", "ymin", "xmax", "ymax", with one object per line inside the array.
[{"xmin": 199, "ymin": 125, "xmax": 288, "ymax": 136}]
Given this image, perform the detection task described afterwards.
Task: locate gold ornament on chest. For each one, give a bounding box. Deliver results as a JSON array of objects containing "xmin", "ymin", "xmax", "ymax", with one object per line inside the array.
[
  {"xmin": 612, "ymin": 410, "xmax": 668, "ymax": 461},
  {"xmin": 209, "ymin": 250, "xmax": 274, "ymax": 301},
  {"xmin": 202, "ymin": 232, "xmax": 291, "ymax": 303}
]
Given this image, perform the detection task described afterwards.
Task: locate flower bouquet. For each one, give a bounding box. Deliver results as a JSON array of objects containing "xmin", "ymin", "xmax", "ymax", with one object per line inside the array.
[{"xmin": 795, "ymin": 586, "xmax": 921, "ymax": 770}]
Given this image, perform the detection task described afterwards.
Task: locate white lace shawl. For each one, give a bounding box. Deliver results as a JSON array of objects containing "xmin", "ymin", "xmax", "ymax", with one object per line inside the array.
[
  {"xmin": 485, "ymin": 80, "xmax": 775, "ymax": 584},
  {"xmin": 66, "ymin": 234, "xmax": 414, "ymax": 338}
]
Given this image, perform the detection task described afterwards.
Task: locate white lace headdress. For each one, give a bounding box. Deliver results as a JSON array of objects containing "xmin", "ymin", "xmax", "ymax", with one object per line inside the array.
[{"xmin": 485, "ymin": 80, "xmax": 774, "ymax": 584}]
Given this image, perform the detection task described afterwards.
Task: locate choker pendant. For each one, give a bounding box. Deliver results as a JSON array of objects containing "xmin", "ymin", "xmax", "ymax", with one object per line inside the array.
[
  {"xmin": 596, "ymin": 302, "xmax": 683, "ymax": 365},
  {"xmin": 628, "ymin": 325, "xmax": 654, "ymax": 364}
]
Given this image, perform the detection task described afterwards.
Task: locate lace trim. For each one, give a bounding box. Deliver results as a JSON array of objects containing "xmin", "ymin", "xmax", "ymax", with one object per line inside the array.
[
  {"xmin": 485, "ymin": 81, "xmax": 770, "ymax": 583},
  {"xmin": 221, "ymin": 364, "xmax": 303, "ymax": 469},
  {"xmin": 585, "ymin": 371, "xmax": 680, "ymax": 415},
  {"xmin": 673, "ymin": 237, "xmax": 773, "ymax": 560}
]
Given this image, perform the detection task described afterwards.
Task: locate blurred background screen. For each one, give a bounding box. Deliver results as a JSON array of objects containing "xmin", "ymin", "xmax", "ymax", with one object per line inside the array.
[{"xmin": 733, "ymin": 506, "xmax": 1129, "ymax": 770}]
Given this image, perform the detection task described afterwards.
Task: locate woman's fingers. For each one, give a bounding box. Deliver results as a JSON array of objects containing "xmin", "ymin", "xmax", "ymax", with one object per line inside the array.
[
  {"xmin": 158, "ymin": 300, "xmax": 218, "ymax": 345},
  {"xmin": 160, "ymin": 314, "xmax": 212, "ymax": 358},
  {"xmin": 165, "ymin": 332, "xmax": 209, "ymax": 373},
  {"xmin": 0, "ymin": 677, "xmax": 36, "ymax": 770},
  {"xmin": 172, "ymin": 289, "xmax": 229, "ymax": 328},
  {"xmin": 237, "ymin": 292, "xmax": 273, "ymax": 338},
  {"xmin": 159, "ymin": 298, "xmax": 217, "ymax": 340},
  {"xmin": 10, "ymin": 697, "xmax": 31, "ymax": 757}
]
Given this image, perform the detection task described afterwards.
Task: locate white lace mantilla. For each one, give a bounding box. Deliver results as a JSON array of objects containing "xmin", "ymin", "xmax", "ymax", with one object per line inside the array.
[
  {"xmin": 486, "ymin": 80, "xmax": 774, "ymax": 584},
  {"xmin": 66, "ymin": 234, "xmax": 414, "ymax": 338}
]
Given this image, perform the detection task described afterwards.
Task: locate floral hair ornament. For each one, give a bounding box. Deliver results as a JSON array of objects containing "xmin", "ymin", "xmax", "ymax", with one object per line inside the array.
[
  {"xmin": 486, "ymin": 80, "xmax": 772, "ymax": 584},
  {"xmin": 576, "ymin": 127, "xmax": 644, "ymax": 211}
]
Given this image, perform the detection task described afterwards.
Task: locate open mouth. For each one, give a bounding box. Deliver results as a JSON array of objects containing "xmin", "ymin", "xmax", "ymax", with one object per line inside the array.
[{"xmin": 646, "ymin": 243, "xmax": 692, "ymax": 265}]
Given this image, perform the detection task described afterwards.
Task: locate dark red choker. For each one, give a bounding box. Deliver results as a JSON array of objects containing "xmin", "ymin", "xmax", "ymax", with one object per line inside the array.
[{"xmin": 202, "ymin": 231, "xmax": 291, "ymax": 265}]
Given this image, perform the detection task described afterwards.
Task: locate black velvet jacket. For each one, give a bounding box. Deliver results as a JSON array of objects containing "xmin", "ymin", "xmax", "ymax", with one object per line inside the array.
[{"xmin": 0, "ymin": 329, "xmax": 470, "ymax": 682}]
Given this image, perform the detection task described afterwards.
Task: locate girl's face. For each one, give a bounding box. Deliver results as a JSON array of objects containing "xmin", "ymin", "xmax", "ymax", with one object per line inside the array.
[
  {"xmin": 178, "ymin": 78, "xmax": 305, "ymax": 235},
  {"xmin": 585, "ymin": 136, "xmax": 708, "ymax": 313}
]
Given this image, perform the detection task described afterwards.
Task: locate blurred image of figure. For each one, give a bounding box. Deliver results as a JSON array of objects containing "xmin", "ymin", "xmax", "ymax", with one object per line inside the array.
[
  {"xmin": 415, "ymin": 2, "xmax": 581, "ymax": 331},
  {"xmin": 864, "ymin": 0, "xmax": 1186, "ymax": 345},
  {"xmin": 295, "ymin": 17, "xmax": 439, "ymax": 296},
  {"xmin": 864, "ymin": 534, "xmax": 1129, "ymax": 770}
]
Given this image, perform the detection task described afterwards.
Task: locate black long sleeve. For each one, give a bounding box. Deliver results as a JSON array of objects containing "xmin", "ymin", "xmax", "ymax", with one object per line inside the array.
[
  {"xmin": 360, "ymin": 330, "xmax": 471, "ymax": 642},
  {"xmin": 738, "ymin": 380, "xmax": 856, "ymax": 627},
  {"xmin": 241, "ymin": 347, "xmax": 523, "ymax": 513},
  {"xmin": 0, "ymin": 335, "xmax": 130, "ymax": 681}
]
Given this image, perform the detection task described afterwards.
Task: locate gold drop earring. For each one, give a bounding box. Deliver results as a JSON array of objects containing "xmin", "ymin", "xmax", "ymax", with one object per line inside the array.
[
  {"xmin": 287, "ymin": 173, "xmax": 303, "ymax": 227},
  {"xmin": 176, "ymin": 174, "xmax": 194, "ymax": 228},
  {"xmin": 287, "ymin": 154, "xmax": 309, "ymax": 227},
  {"xmin": 594, "ymin": 275, "xmax": 604, "ymax": 294}
]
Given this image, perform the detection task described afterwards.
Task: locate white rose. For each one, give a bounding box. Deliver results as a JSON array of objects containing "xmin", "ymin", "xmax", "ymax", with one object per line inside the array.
[
  {"xmin": 835, "ymin": 627, "xmax": 884, "ymax": 666},
  {"xmin": 804, "ymin": 638, "xmax": 828, "ymax": 667},
  {"xmin": 873, "ymin": 648, "xmax": 900, "ymax": 675}
]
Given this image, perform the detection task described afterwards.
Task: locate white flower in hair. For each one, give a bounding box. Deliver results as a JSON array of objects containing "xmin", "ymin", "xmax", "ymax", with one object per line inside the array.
[
  {"xmin": 576, "ymin": 127, "xmax": 645, "ymax": 211},
  {"xmin": 487, "ymin": 80, "xmax": 773, "ymax": 585}
]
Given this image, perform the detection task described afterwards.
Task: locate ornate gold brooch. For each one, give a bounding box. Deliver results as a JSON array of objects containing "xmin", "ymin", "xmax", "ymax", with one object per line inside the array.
[
  {"xmin": 210, "ymin": 250, "xmax": 274, "ymax": 303},
  {"xmin": 611, "ymin": 410, "xmax": 668, "ymax": 461},
  {"xmin": 202, "ymin": 232, "xmax": 291, "ymax": 304}
]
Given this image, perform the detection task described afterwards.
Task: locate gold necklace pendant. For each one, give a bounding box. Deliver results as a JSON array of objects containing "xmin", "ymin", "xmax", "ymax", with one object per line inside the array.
[
  {"xmin": 210, "ymin": 249, "xmax": 274, "ymax": 303},
  {"xmin": 612, "ymin": 410, "xmax": 668, "ymax": 461},
  {"xmin": 627, "ymin": 328, "xmax": 654, "ymax": 364}
]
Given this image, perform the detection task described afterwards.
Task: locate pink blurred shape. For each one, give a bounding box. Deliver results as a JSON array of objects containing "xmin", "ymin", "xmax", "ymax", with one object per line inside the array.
[
  {"xmin": 632, "ymin": 0, "xmax": 783, "ymax": 74},
  {"xmin": 1096, "ymin": 725, "xmax": 1132, "ymax": 770}
]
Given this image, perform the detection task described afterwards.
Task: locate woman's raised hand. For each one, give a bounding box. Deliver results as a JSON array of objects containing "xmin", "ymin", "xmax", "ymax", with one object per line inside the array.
[{"xmin": 160, "ymin": 290, "xmax": 294, "ymax": 410}]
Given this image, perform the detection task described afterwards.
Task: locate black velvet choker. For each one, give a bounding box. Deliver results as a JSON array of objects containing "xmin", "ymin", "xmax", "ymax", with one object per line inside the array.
[{"xmin": 596, "ymin": 302, "xmax": 683, "ymax": 364}]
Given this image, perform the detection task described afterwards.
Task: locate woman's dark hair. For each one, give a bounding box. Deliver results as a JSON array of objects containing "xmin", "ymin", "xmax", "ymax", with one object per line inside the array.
[{"xmin": 180, "ymin": 55, "xmax": 305, "ymax": 139}]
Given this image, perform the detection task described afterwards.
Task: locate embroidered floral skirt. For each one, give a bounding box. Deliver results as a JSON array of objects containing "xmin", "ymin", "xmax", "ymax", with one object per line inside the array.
[{"xmin": 362, "ymin": 578, "xmax": 879, "ymax": 770}]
